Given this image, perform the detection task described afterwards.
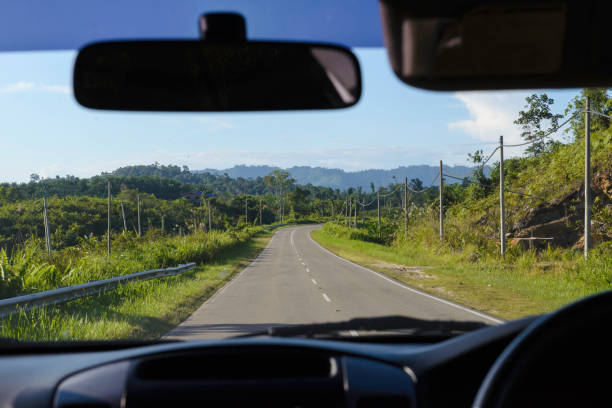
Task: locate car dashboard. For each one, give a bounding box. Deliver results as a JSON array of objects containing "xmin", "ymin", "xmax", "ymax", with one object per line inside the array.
[{"xmin": 0, "ymin": 317, "xmax": 535, "ymax": 408}]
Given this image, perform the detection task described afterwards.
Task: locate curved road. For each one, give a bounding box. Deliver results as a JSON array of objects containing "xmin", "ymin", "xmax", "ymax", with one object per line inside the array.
[{"xmin": 166, "ymin": 225, "xmax": 501, "ymax": 339}]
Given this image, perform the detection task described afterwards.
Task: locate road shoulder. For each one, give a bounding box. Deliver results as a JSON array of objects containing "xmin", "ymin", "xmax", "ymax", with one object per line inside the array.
[{"xmin": 310, "ymin": 228, "xmax": 543, "ymax": 320}]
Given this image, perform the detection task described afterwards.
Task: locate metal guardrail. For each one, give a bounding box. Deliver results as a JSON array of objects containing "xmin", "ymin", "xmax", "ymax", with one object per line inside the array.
[{"xmin": 0, "ymin": 262, "xmax": 196, "ymax": 319}]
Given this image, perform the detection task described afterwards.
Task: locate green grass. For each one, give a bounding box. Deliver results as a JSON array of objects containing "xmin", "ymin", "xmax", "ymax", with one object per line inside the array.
[
  {"xmin": 0, "ymin": 227, "xmax": 261, "ymax": 298},
  {"xmin": 0, "ymin": 231, "xmax": 272, "ymax": 341},
  {"xmin": 312, "ymin": 224, "xmax": 612, "ymax": 320}
]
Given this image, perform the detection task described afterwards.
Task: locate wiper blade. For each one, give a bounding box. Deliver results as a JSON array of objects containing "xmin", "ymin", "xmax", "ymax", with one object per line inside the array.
[{"xmin": 236, "ymin": 315, "xmax": 489, "ymax": 338}]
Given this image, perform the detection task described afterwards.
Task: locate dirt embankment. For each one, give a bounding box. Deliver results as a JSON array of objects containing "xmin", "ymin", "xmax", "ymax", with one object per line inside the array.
[{"xmin": 509, "ymin": 171, "xmax": 612, "ymax": 249}]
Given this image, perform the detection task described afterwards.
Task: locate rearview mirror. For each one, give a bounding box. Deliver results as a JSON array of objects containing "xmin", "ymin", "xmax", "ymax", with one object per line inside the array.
[
  {"xmin": 379, "ymin": 0, "xmax": 612, "ymax": 90},
  {"xmin": 73, "ymin": 41, "xmax": 361, "ymax": 111}
]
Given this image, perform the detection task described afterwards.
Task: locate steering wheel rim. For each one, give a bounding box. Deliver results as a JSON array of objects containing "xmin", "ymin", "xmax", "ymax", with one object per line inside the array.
[{"xmin": 472, "ymin": 290, "xmax": 612, "ymax": 408}]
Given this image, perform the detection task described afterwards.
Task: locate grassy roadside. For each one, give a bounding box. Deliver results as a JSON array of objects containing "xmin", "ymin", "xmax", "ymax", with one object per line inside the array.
[
  {"xmin": 311, "ymin": 226, "xmax": 609, "ymax": 320},
  {"xmin": 0, "ymin": 232, "xmax": 272, "ymax": 341}
]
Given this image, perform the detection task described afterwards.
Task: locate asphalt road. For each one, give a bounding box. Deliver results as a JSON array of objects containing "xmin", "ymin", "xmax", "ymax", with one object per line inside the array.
[{"xmin": 166, "ymin": 225, "xmax": 501, "ymax": 340}]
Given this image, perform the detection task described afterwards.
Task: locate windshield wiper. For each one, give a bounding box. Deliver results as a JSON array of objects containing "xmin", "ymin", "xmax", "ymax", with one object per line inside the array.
[{"xmin": 235, "ymin": 315, "xmax": 489, "ymax": 339}]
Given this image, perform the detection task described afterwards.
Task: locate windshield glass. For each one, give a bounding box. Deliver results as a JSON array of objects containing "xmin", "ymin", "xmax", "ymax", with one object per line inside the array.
[{"xmin": 0, "ymin": 1, "xmax": 610, "ymax": 342}]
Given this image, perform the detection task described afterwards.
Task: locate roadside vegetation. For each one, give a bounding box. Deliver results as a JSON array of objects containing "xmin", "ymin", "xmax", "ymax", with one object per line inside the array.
[
  {"xmin": 0, "ymin": 163, "xmax": 334, "ymax": 340},
  {"xmin": 313, "ymin": 221, "xmax": 612, "ymax": 319},
  {"xmin": 313, "ymin": 88, "xmax": 612, "ymax": 319},
  {"xmin": 0, "ymin": 231, "xmax": 272, "ymax": 341},
  {"xmin": 0, "ymin": 227, "xmax": 259, "ymax": 299},
  {"xmin": 1, "ymin": 87, "xmax": 610, "ymax": 336}
]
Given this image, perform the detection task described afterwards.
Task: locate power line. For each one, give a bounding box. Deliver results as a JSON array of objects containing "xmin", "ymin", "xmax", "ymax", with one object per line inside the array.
[
  {"xmin": 477, "ymin": 146, "xmax": 501, "ymax": 169},
  {"xmin": 357, "ymin": 196, "xmax": 377, "ymax": 207},
  {"xmin": 502, "ymin": 112, "xmax": 577, "ymax": 148},
  {"xmin": 406, "ymin": 170, "xmax": 440, "ymax": 194},
  {"xmin": 444, "ymin": 173, "xmax": 543, "ymax": 199},
  {"xmin": 584, "ymin": 109, "xmax": 612, "ymax": 119},
  {"xmin": 379, "ymin": 183, "xmax": 403, "ymax": 198}
]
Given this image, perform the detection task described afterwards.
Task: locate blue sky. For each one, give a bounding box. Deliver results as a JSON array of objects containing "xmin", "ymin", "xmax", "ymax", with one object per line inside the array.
[
  {"xmin": 0, "ymin": 48, "xmax": 579, "ymax": 183},
  {"xmin": 0, "ymin": 1, "xmax": 582, "ymax": 182}
]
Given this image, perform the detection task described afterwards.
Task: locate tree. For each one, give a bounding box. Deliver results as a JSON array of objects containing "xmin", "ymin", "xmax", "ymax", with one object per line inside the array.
[
  {"xmin": 514, "ymin": 93, "xmax": 563, "ymax": 157},
  {"xmin": 263, "ymin": 170, "xmax": 295, "ymax": 221},
  {"xmin": 288, "ymin": 186, "xmax": 310, "ymax": 218},
  {"xmin": 408, "ymin": 178, "xmax": 423, "ymax": 191},
  {"xmin": 467, "ymin": 149, "xmax": 493, "ymax": 199},
  {"xmin": 370, "ymin": 182, "xmax": 375, "ymax": 193},
  {"xmin": 565, "ymin": 88, "xmax": 612, "ymax": 140}
]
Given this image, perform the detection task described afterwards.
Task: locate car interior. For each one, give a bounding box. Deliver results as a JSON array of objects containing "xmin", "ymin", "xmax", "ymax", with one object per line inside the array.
[{"xmin": 2, "ymin": 1, "xmax": 612, "ymax": 407}]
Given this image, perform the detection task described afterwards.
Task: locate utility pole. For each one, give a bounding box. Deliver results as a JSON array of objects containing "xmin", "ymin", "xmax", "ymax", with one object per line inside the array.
[
  {"xmin": 377, "ymin": 191, "xmax": 381, "ymax": 236},
  {"xmin": 137, "ymin": 194, "xmax": 141, "ymax": 237},
  {"xmin": 439, "ymin": 160, "xmax": 444, "ymax": 241},
  {"xmin": 353, "ymin": 196, "xmax": 357, "ymax": 228},
  {"xmin": 43, "ymin": 197, "xmax": 51, "ymax": 253},
  {"xmin": 404, "ymin": 177, "xmax": 408, "ymax": 237},
  {"xmin": 345, "ymin": 197, "xmax": 348, "ymax": 225},
  {"xmin": 107, "ymin": 181, "xmax": 111, "ymax": 257},
  {"xmin": 259, "ymin": 196, "xmax": 262, "ymax": 225},
  {"xmin": 279, "ymin": 184, "xmax": 284, "ymax": 222},
  {"xmin": 245, "ymin": 191, "xmax": 248, "ymax": 224},
  {"xmin": 348, "ymin": 197, "xmax": 352, "ymax": 227},
  {"xmin": 585, "ymin": 96, "xmax": 591, "ymax": 258},
  {"xmin": 120, "ymin": 201, "xmax": 127, "ymax": 233},
  {"xmin": 161, "ymin": 215, "xmax": 165, "ymax": 232},
  {"xmin": 499, "ymin": 135, "xmax": 506, "ymax": 256},
  {"xmin": 361, "ymin": 197, "xmax": 364, "ymax": 224}
]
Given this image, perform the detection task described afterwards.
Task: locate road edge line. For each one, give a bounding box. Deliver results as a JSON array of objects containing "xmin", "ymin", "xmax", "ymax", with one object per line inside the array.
[
  {"xmin": 307, "ymin": 228, "xmax": 504, "ymax": 325},
  {"xmin": 163, "ymin": 229, "xmax": 281, "ymax": 338}
]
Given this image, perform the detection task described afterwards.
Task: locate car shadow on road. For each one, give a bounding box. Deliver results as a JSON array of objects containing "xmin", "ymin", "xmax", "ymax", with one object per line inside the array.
[{"xmin": 165, "ymin": 322, "xmax": 286, "ymax": 339}]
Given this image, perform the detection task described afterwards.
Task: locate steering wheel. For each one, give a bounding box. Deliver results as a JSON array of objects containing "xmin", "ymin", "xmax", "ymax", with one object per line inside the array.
[{"xmin": 473, "ymin": 290, "xmax": 612, "ymax": 407}]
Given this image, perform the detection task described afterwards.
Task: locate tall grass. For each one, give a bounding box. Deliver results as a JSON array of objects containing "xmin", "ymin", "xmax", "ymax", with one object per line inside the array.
[
  {"xmin": 0, "ymin": 227, "xmax": 260, "ymax": 299},
  {"xmin": 316, "ymin": 220, "xmax": 612, "ymax": 318},
  {"xmin": 0, "ymin": 232, "xmax": 271, "ymax": 341}
]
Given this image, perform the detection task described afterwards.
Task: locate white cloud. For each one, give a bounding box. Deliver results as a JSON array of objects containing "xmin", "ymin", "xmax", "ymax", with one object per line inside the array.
[
  {"xmin": 39, "ymin": 84, "xmax": 71, "ymax": 94},
  {"xmin": 447, "ymin": 91, "xmax": 529, "ymax": 145},
  {"xmin": 0, "ymin": 81, "xmax": 70, "ymax": 94},
  {"xmin": 155, "ymin": 145, "xmax": 472, "ymax": 172},
  {"xmin": 0, "ymin": 81, "xmax": 35, "ymax": 92}
]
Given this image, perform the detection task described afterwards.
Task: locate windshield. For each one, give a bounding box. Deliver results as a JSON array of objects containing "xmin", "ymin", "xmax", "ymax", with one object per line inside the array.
[{"xmin": 0, "ymin": 1, "xmax": 610, "ymax": 342}]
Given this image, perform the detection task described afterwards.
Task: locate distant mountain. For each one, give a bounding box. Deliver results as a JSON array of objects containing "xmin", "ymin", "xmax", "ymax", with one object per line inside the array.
[
  {"xmin": 194, "ymin": 164, "xmax": 488, "ymax": 190},
  {"xmin": 196, "ymin": 165, "xmax": 280, "ymax": 179}
]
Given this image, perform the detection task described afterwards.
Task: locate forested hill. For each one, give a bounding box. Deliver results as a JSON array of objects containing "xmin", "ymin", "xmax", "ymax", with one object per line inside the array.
[
  {"xmin": 0, "ymin": 169, "xmax": 280, "ymax": 201},
  {"xmin": 194, "ymin": 164, "xmax": 483, "ymax": 190},
  {"xmin": 0, "ymin": 162, "xmax": 480, "ymax": 202}
]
